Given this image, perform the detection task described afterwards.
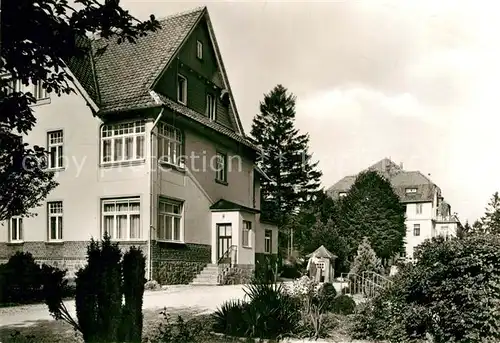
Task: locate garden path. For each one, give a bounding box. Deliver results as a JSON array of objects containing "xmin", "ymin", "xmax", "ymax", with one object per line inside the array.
[{"xmin": 0, "ymin": 284, "xmax": 247, "ymax": 328}]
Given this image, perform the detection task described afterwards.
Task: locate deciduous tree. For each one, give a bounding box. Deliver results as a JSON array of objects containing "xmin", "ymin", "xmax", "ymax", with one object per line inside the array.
[{"xmin": 0, "ymin": 0, "xmax": 159, "ymax": 221}]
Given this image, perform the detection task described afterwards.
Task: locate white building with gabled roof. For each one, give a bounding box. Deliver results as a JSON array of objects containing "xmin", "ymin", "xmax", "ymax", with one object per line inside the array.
[{"xmin": 327, "ymin": 158, "xmax": 461, "ymax": 260}]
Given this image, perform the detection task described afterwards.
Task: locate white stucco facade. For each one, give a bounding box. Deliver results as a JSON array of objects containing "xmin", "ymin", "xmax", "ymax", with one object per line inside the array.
[{"xmin": 404, "ymin": 198, "xmax": 459, "ymax": 260}]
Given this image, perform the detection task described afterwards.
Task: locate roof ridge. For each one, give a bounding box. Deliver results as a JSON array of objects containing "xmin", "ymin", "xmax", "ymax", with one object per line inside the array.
[
  {"xmin": 402, "ymin": 170, "xmax": 434, "ymax": 184},
  {"xmin": 86, "ymin": 7, "xmax": 206, "ymax": 43},
  {"xmin": 156, "ymin": 6, "xmax": 206, "ymax": 22}
]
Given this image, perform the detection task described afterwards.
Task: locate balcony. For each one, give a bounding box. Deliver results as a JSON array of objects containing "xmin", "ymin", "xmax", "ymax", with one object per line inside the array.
[{"xmin": 434, "ymin": 215, "xmax": 458, "ymax": 223}]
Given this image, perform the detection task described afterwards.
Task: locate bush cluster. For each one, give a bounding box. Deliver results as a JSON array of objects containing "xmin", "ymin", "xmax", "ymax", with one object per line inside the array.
[
  {"xmin": 352, "ymin": 235, "xmax": 500, "ymax": 343},
  {"xmin": 0, "ymin": 252, "xmax": 74, "ymax": 305},
  {"xmin": 212, "ymin": 281, "xmax": 301, "ymax": 339},
  {"xmin": 279, "ymin": 256, "xmax": 304, "ymax": 279},
  {"xmin": 46, "ymin": 234, "xmax": 147, "ymax": 343},
  {"xmin": 213, "ymin": 274, "xmax": 357, "ymax": 340}
]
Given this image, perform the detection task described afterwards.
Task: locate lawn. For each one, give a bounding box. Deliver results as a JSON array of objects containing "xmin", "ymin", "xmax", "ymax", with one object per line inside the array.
[
  {"xmin": 0, "ymin": 307, "xmax": 225, "ymax": 343},
  {"xmin": 0, "ymin": 306, "xmax": 374, "ymax": 343}
]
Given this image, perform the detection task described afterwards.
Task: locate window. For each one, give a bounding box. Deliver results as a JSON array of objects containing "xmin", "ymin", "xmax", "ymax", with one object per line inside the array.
[
  {"xmin": 206, "ymin": 94, "xmax": 216, "ymax": 121},
  {"xmin": 339, "ymin": 192, "xmax": 347, "ymax": 197},
  {"xmin": 316, "ymin": 262, "xmax": 325, "ymax": 270},
  {"xmin": 416, "ymin": 203, "xmax": 423, "ymax": 215},
  {"xmin": 101, "ymin": 121, "xmax": 145, "ymax": 164},
  {"xmin": 215, "ymin": 152, "xmax": 227, "ymax": 183},
  {"xmin": 242, "ymin": 220, "xmax": 251, "ymax": 247},
  {"xmin": 413, "ymin": 224, "xmax": 420, "ymax": 236},
  {"xmin": 177, "ymin": 74, "xmax": 187, "ymax": 104},
  {"xmin": 196, "ymin": 40, "xmax": 203, "ymax": 59},
  {"xmin": 158, "ymin": 122, "xmax": 184, "ymax": 167},
  {"xmin": 6, "ymin": 79, "xmax": 49, "ymax": 101},
  {"xmin": 400, "ymin": 251, "xmax": 406, "ymax": 258},
  {"xmin": 441, "ymin": 226, "xmax": 449, "ymax": 239},
  {"xmin": 405, "ymin": 188, "xmax": 417, "ymax": 194},
  {"xmin": 47, "ymin": 130, "xmax": 64, "ymax": 169},
  {"xmin": 102, "ymin": 198, "xmax": 141, "ymax": 240},
  {"xmin": 9, "ymin": 217, "xmax": 23, "ymax": 242},
  {"xmin": 158, "ymin": 199, "xmax": 183, "ymax": 242},
  {"xmin": 48, "ymin": 201, "xmax": 63, "ymax": 241},
  {"xmin": 264, "ymin": 230, "xmax": 272, "ymax": 253}
]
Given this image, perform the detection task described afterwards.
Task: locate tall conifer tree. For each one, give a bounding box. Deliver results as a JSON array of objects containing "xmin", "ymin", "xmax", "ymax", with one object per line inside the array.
[
  {"xmin": 251, "ymin": 85, "xmax": 322, "ymax": 254},
  {"xmin": 338, "ymin": 171, "xmax": 406, "ymax": 262},
  {"xmin": 475, "ymin": 192, "xmax": 500, "ymax": 234}
]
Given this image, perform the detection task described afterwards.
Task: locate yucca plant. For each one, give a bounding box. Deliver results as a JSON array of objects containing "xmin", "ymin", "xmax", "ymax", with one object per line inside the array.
[
  {"xmin": 213, "ymin": 281, "xmax": 301, "ymax": 339},
  {"xmin": 212, "ymin": 299, "xmax": 248, "ymax": 336}
]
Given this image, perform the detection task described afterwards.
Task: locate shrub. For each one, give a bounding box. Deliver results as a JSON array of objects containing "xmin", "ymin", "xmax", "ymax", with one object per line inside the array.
[
  {"xmin": 148, "ymin": 311, "xmax": 216, "ymax": 343},
  {"xmin": 144, "ymin": 280, "xmax": 161, "ymax": 291},
  {"xmin": 353, "ymin": 234, "xmax": 500, "ymax": 343},
  {"xmin": 120, "ymin": 247, "xmax": 146, "ymax": 342},
  {"xmin": 213, "ymin": 281, "xmax": 300, "ymax": 339},
  {"xmin": 212, "ymin": 299, "xmax": 249, "ymax": 336},
  {"xmin": 149, "ymin": 310, "xmax": 196, "ymax": 343},
  {"xmin": 331, "ymin": 295, "xmax": 356, "ymax": 315},
  {"xmin": 0, "ymin": 252, "xmax": 73, "ymax": 305},
  {"xmin": 45, "ymin": 234, "xmax": 148, "ymax": 343},
  {"xmin": 280, "ymin": 256, "xmax": 303, "ymax": 279},
  {"xmin": 0, "ymin": 252, "xmax": 43, "ymax": 304},
  {"xmin": 349, "ymin": 237, "xmax": 384, "ymax": 277},
  {"xmin": 317, "ymin": 283, "xmax": 337, "ymax": 312},
  {"xmin": 280, "ymin": 263, "xmax": 302, "ymax": 279}
]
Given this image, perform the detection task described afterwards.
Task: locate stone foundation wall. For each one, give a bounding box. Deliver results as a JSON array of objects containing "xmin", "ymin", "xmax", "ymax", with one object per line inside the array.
[
  {"xmin": 221, "ymin": 264, "xmax": 254, "ymax": 285},
  {"xmin": 0, "ymin": 241, "xmax": 148, "ymax": 278},
  {"xmin": 151, "ymin": 241, "xmax": 211, "ymax": 285}
]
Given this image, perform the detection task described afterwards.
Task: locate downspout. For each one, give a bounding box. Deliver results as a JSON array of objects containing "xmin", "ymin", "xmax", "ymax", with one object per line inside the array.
[{"xmin": 148, "ymin": 107, "xmax": 164, "ymax": 280}]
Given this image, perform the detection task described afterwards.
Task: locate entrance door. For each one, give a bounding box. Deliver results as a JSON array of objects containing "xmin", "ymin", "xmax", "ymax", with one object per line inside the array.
[{"xmin": 217, "ymin": 223, "xmax": 232, "ymax": 263}]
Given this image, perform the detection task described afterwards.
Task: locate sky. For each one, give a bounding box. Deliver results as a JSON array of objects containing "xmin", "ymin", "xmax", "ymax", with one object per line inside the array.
[{"xmin": 122, "ymin": 0, "xmax": 500, "ymax": 224}]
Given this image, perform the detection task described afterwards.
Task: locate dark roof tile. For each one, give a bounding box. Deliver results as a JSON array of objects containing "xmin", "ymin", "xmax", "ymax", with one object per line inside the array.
[
  {"xmin": 327, "ymin": 158, "xmax": 438, "ymax": 203},
  {"xmin": 159, "ymin": 94, "xmax": 259, "ymax": 151},
  {"xmin": 210, "ymin": 199, "xmax": 260, "ymax": 214}
]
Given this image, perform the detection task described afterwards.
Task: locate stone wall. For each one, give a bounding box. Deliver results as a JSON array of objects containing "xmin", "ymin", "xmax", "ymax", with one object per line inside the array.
[
  {"xmin": 0, "ymin": 241, "xmax": 148, "ymax": 278},
  {"xmin": 151, "ymin": 241, "xmax": 211, "ymax": 285},
  {"xmin": 221, "ymin": 264, "xmax": 254, "ymax": 285}
]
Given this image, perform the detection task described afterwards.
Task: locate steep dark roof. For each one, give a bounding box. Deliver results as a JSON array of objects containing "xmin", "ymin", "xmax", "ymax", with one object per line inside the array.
[
  {"xmin": 210, "ymin": 199, "xmax": 260, "ymax": 214},
  {"xmin": 66, "ymin": 6, "xmax": 255, "ymax": 150},
  {"xmin": 210, "ymin": 199, "xmax": 260, "ymax": 213},
  {"xmin": 327, "ymin": 158, "xmax": 439, "ymax": 203},
  {"xmin": 158, "ymin": 95, "xmax": 258, "ymax": 150},
  {"xmin": 69, "ymin": 7, "xmax": 204, "ymax": 112}
]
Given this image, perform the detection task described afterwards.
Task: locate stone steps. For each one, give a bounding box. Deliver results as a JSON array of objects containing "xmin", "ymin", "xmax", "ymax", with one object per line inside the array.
[{"xmin": 191, "ymin": 264, "xmax": 220, "ymax": 285}]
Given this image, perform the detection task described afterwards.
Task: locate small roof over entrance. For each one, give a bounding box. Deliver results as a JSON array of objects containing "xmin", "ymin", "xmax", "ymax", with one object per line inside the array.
[
  {"xmin": 210, "ymin": 199, "xmax": 260, "ymax": 214},
  {"xmin": 306, "ymin": 245, "xmax": 337, "ymax": 260}
]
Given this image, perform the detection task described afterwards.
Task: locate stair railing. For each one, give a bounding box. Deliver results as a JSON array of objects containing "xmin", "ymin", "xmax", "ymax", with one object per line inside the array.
[
  {"xmin": 217, "ymin": 244, "xmax": 238, "ymax": 266},
  {"xmin": 217, "ymin": 245, "xmax": 238, "ymax": 284},
  {"xmin": 339, "ymin": 271, "xmax": 393, "ymax": 300}
]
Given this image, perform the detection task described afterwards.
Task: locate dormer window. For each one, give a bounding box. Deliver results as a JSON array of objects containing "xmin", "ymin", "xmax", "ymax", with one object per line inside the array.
[
  {"xmin": 206, "ymin": 93, "xmax": 216, "ymax": 121},
  {"xmin": 196, "ymin": 40, "xmax": 203, "ymax": 60},
  {"xmin": 405, "ymin": 188, "xmax": 417, "ymax": 194},
  {"xmin": 177, "ymin": 74, "xmax": 187, "ymax": 105},
  {"xmin": 339, "ymin": 192, "xmax": 347, "ymax": 198}
]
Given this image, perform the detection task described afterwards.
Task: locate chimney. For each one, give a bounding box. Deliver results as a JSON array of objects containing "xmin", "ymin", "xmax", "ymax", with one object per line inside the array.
[{"xmin": 399, "ymin": 162, "xmax": 403, "ymax": 169}]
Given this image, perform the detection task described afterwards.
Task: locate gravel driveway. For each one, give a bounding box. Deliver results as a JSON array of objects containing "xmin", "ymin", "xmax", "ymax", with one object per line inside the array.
[{"xmin": 0, "ymin": 285, "xmax": 247, "ymax": 328}]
